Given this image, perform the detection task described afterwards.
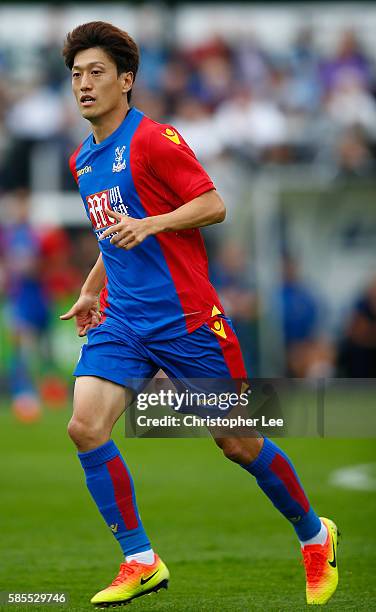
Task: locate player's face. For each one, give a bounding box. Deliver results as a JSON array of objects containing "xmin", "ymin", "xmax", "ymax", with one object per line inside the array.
[{"xmin": 72, "ymin": 47, "xmax": 131, "ymax": 121}]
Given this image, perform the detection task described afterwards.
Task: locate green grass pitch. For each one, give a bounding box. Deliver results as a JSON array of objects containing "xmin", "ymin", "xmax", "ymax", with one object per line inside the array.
[{"xmin": 1, "ymin": 408, "xmax": 375, "ymax": 611}]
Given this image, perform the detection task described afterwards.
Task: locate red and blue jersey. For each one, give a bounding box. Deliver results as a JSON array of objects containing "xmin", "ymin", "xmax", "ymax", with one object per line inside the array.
[{"xmin": 69, "ymin": 107, "xmax": 223, "ymax": 339}]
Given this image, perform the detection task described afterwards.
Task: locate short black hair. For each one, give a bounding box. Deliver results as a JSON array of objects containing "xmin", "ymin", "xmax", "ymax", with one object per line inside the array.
[{"xmin": 62, "ymin": 21, "xmax": 139, "ymax": 102}]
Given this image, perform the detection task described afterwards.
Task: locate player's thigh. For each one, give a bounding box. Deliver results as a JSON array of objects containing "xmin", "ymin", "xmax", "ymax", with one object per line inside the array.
[
  {"xmin": 70, "ymin": 320, "xmax": 158, "ymax": 440},
  {"xmin": 72, "ymin": 375, "xmax": 132, "ymax": 434}
]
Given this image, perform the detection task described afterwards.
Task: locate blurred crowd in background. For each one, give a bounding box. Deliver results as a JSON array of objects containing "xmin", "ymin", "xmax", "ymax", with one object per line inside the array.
[
  {"xmin": 2, "ymin": 16, "xmax": 376, "ymax": 185},
  {"xmin": 1, "ymin": 4, "xmax": 376, "ymax": 420}
]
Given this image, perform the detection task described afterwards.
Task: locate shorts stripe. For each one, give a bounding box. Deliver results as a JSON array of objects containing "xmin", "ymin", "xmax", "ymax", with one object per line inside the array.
[{"xmin": 211, "ymin": 319, "xmax": 248, "ymax": 379}]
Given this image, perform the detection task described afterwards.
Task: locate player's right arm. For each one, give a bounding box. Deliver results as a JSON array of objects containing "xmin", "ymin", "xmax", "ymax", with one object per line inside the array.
[{"xmin": 60, "ymin": 253, "xmax": 105, "ymax": 336}]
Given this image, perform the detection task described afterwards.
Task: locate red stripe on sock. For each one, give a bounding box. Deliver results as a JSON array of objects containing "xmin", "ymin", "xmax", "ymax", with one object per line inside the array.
[
  {"xmin": 106, "ymin": 456, "xmax": 139, "ymax": 530},
  {"xmin": 270, "ymin": 453, "xmax": 310, "ymax": 513}
]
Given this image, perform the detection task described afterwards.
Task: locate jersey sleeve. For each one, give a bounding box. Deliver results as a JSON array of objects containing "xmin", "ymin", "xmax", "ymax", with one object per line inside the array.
[
  {"xmin": 68, "ymin": 142, "xmax": 83, "ymax": 185},
  {"xmin": 147, "ymin": 125, "xmax": 215, "ymax": 204}
]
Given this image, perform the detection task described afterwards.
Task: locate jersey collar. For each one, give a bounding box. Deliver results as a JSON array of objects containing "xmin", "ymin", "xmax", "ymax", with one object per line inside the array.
[{"xmin": 88, "ymin": 107, "xmax": 136, "ymax": 152}]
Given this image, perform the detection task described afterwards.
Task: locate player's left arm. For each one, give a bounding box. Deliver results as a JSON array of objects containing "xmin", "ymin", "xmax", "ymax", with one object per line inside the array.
[
  {"xmin": 101, "ymin": 189, "xmax": 225, "ymax": 249},
  {"xmin": 100, "ymin": 124, "xmax": 226, "ymax": 250},
  {"xmin": 149, "ymin": 189, "xmax": 226, "ymax": 231}
]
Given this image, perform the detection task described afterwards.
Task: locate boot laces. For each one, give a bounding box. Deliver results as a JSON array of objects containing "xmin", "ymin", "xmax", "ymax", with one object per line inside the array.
[
  {"xmin": 302, "ymin": 548, "xmax": 327, "ymax": 584},
  {"xmin": 111, "ymin": 562, "xmax": 138, "ymax": 586}
]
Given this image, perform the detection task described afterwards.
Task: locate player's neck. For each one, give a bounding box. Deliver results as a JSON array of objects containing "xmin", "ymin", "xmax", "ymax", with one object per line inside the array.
[{"xmin": 90, "ymin": 104, "xmax": 130, "ymax": 144}]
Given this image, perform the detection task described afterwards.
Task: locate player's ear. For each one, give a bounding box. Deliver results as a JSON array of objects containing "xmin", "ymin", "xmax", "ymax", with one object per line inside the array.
[{"xmin": 120, "ymin": 71, "xmax": 134, "ymax": 95}]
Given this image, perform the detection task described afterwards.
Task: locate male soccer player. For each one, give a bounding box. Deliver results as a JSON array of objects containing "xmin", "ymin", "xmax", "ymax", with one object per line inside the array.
[{"xmin": 61, "ymin": 21, "xmax": 339, "ymax": 607}]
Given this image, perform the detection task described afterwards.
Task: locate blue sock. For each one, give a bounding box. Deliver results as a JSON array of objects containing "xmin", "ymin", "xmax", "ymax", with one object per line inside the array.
[
  {"xmin": 241, "ymin": 438, "xmax": 321, "ymax": 542},
  {"xmin": 78, "ymin": 440, "xmax": 151, "ymax": 556}
]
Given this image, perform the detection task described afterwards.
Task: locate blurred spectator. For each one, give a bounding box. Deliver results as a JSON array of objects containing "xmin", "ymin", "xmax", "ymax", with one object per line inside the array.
[
  {"xmin": 288, "ymin": 340, "xmax": 335, "ymax": 379},
  {"xmin": 320, "ymin": 30, "xmax": 373, "ymax": 93},
  {"xmin": 233, "ymin": 32, "xmax": 270, "ymax": 94},
  {"xmin": 185, "ymin": 36, "xmax": 234, "ymax": 109},
  {"xmin": 335, "ymin": 127, "xmax": 374, "ymax": 178},
  {"xmin": 210, "ymin": 241, "xmax": 259, "ymax": 375},
  {"xmin": 40, "ymin": 228, "xmax": 82, "ymax": 300},
  {"xmin": 173, "ymin": 97, "xmax": 223, "ymax": 161},
  {"xmin": 337, "ymin": 277, "xmax": 376, "ymax": 377},
  {"xmin": 3, "ymin": 83, "xmax": 64, "ymax": 189},
  {"xmin": 277, "ymin": 29, "xmax": 322, "ymax": 115},
  {"xmin": 0, "ymin": 189, "xmax": 49, "ymax": 420},
  {"xmin": 36, "ymin": 7, "xmax": 68, "ymax": 90},
  {"xmin": 278, "ymin": 257, "xmax": 319, "ymax": 344},
  {"xmin": 190, "ymin": 54, "xmax": 234, "ymax": 110},
  {"xmin": 214, "ymin": 87, "xmax": 288, "ymax": 163},
  {"xmin": 71, "ymin": 231, "xmax": 101, "ymax": 281},
  {"xmin": 0, "ymin": 189, "xmax": 75, "ymax": 419},
  {"xmin": 161, "ymin": 56, "xmax": 192, "ymax": 114},
  {"xmin": 274, "ymin": 256, "xmax": 334, "ymax": 378},
  {"xmin": 136, "ymin": 4, "xmax": 168, "ymax": 92},
  {"xmin": 325, "ymin": 71, "xmax": 376, "ymax": 137}
]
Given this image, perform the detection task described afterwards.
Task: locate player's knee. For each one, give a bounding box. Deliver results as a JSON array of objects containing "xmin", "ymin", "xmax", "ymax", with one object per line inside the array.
[
  {"xmin": 67, "ymin": 417, "xmax": 108, "ymax": 451},
  {"xmin": 216, "ymin": 437, "xmax": 263, "ymax": 464},
  {"xmin": 217, "ymin": 438, "xmax": 245, "ymax": 464}
]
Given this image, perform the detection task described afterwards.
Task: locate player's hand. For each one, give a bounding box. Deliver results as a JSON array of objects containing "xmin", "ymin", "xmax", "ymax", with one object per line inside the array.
[
  {"xmin": 100, "ymin": 209, "xmax": 154, "ymax": 250},
  {"xmin": 60, "ymin": 294, "xmax": 101, "ymax": 337}
]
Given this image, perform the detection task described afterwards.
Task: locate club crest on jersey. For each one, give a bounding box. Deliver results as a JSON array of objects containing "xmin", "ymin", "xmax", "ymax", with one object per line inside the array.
[{"xmin": 112, "ymin": 146, "xmax": 126, "ymax": 173}]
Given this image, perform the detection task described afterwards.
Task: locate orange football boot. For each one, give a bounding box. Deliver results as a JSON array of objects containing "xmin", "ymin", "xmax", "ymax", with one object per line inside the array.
[
  {"xmin": 302, "ymin": 517, "xmax": 340, "ymax": 605},
  {"xmin": 91, "ymin": 554, "xmax": 169, "ymax": 607}
]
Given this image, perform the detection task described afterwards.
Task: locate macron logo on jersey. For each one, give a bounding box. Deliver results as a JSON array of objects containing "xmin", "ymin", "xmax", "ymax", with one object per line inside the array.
[
  {"xmin": 77, "ymin": 165, "xmax": 92, "ymax": 177},
  {"xmin": 86, "ymin": 186, "xmax": 128, "ymax": 234},
  {"xmin": 162, "ymin": 128, "xmax": 180, "ymax": 145}
]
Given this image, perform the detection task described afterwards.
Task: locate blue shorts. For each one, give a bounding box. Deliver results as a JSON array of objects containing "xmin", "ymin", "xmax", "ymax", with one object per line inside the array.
[{"xmin": 74, "ymin": 314, "xmax": 247, "ymax": 388}]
